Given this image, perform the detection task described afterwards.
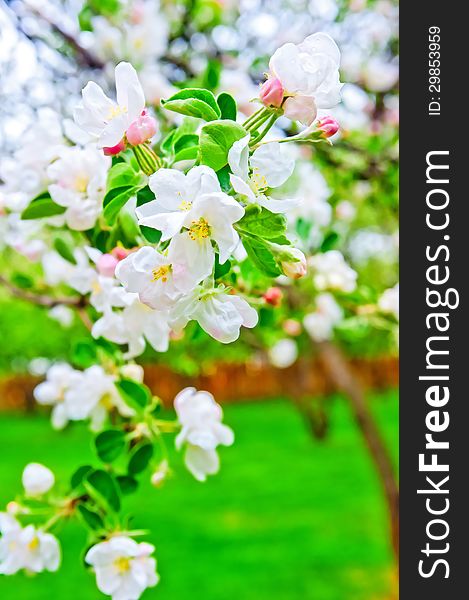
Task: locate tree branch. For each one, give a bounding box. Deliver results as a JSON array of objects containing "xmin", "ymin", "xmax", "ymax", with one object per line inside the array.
[{"xmin": 0, "ymin": 275, "xmax": 83, "ymax": 308}]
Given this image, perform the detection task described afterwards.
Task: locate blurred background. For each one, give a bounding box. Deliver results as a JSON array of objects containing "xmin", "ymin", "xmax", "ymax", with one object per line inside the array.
[{"xmin": 0, "ymin": 0, "xmax": 398, "ymax": 598}]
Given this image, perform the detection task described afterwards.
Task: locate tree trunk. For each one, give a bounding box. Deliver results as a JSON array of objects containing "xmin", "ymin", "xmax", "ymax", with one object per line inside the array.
[{"xmin": 316, "ymin": 342, "xmax": 399, "ymax": 562}]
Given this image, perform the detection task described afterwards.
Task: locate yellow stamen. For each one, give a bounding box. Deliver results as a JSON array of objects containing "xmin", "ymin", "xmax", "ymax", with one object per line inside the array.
[
  {"xmin": 114, "ymin": 556, "xmax": 131, "ymax": 573},
  {"xmin": 251, "ymin": 167, "xmax": 268, "ymax": 193},
  {"xmin": 28, "ymin": 537, "xmax": 39, "ymax": 551},
  {"xmin": 108, "ymin": 105, "xmax": 128, "ymax": 120},
  {"xmin": 188, "ymin": 217, "xmax": 211, "ymax": 241},
  {"xmin": 74, "ymin": 175, "xmax": 89, "ymax": 193},
  {"xmin": 152, "ymin": 265, "xmax": 171, "ymax": 282}
]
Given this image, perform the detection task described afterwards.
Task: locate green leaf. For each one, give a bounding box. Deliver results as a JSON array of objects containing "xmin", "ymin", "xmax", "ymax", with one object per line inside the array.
[
  {"xmin": 128, "ymin": 443, "xmax": 154, "ymax": 475},
  {"xmin": 140, "ymin": 225, "xmax": 162, "ymax": 243},
  {"xmin": 116, "ymin": 379, "xmax": 151, "ymax": 411},
  {"xmin": 199, "ymin": 120, "xmax": 247, "ymax": 171},
  {"xmin": 242, "ymin": 236, "xmax": 282, "ymax": 277},
  {"xmin": 162, "ymin": 89, "xmax": 221, "ymax": 121},
  {"xmin": 202, "ymin": 60, "xmax": 221, "ymax": 90},
  {"xmin": 77, "ymin": 505, "xmax": 105, "ymax": 531},
  {"xmin": 136, "ymin": 185, "xmax": 155, "ymax": 207},
  {"xmin": 321, "ymin": 231, "xmax": 340, "ymax": 252},
  {"xmin": 235, "ymin": 207, "xmax": 290, "ymax": 244},
  {"xmin": 95, "ymin": 429, "xmax": 126, "ymax": 463},
  {"xmin": 71, "ymin": 340, "xmax": 97, "ymax": 369},
  {"xmin": 21, "ymin": 194, "xmax": 66, "ymax": 220},
  {"xmin": 103, "ymin": 185, "xmax": 142, "ymax": 225},
  {"xmin": 217, "ymin": 93, "xmax": 237, "ymax": 121},
  {"xmin": 216, "ymin": 165, "xmax": 231, "ymax": 192},
  {"xmin": 173, "ymin": 146, "xmax": 199, "ymax": 163},
  {"xmin": 106, "ymin": 162, "xmax": 142, "ymax": 190},
  {"xmin": 70, "ymin": 465, "xmax": 93, "ymax": 489},
  {"xmin": 116, "ymin": 475, "xmax": 138, "ymax": 495},
  {"xmin": 86, "ymin": 469, "xmax": 121, "ymax": 512},
  {"xmin": 214, "ymin": 255, "xmax": 231, "ymax": 279},
  {"xmin": 53, "ymin": 238, "xmax": 77, "ymax": 264}
]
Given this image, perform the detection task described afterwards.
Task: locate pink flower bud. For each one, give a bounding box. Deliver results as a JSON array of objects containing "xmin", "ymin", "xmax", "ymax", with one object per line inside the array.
[
  {"xmin": 111, "ymin": 246, "xmax": 130, "ymax": 261},
  {"xmin": 259, "ymin": 77, "xmax": 284, "ymax": 108},
  {"xmin": 103, "ymin": 139, "xmax": 126, "ymax": 156},
  {"xmin": 281, "ymin": 248, "xmax": 307, "ymax": 279},
  {"xmin": 283, "ymin": 319, "xmax": 302, "ymax": 336},
  {"xmin": 126, "ymin": 112, "xmax": 158, "ymax": 146},
  {"xmin": 97, "ymin": 253, "xmax": 119, "ymax": 277},
  {"xmin": 316, "ymin": 116, "xmax": 340, "ymax": 138},
  {"xmin": 263, "ymin": 287, "xmax": 283, "ymax": 306}
]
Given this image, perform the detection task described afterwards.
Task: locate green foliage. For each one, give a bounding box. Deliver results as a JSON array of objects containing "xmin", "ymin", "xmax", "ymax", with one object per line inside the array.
[
  {"xmin": 85, "ymin": 469, "xmax": 121, "ymax": 512},
  {"xmin": 94, "ymin": 429, "xmax": 127, "ymax": 463},
  {"xmin": 103, "ymin": 162, "xmax": 145, "ymax": 225},
  {"xmin": 21, "ymin": 193, "xmax": 66, "ymax": 220},
  {"xmin": 217, "ymin": 93, "xmax": 237, "ymax": 121},
  {"xmin": 235, "ymin": 208, "xmax": 290, "ymax": 277},
  {"xmin": 128, "ymin": 443, "xmax": 154, "ymax": 475},
  {"xmin": 199, "ymin": 120, "xmax": 247, "ymax": 171},
  {"xmin": 115, "ymin": 379, "xmax": 152, "ymax": 411},
  {"xmin": 162, "ymin": 89, "xmax": 221, "ymax": 121}
]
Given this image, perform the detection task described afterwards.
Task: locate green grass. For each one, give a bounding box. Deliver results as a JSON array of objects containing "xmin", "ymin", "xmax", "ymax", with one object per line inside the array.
[{"xmin": 0, "ymin": 391, "xmax": 398, "ymax": 600}]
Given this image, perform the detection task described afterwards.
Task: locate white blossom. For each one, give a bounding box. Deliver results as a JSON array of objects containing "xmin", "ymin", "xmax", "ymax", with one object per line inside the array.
[
  {"xmin": 269, "ymin": 33, "xmax": 342, "ymax": 125},
  {"xmin": 309, "ymin": 250, "xmax": 357, "ymax": 292},
  {"xmin": 170, "ymin": 286, "xmax": 258, "ymax": 344},
  {"xmin": 0, "ymin": 516, "xmax": 60, "ymax": 575},
  {"xmin": 303, "ymin": 293, "xmax": 343, "ymax": 342},
  {"xmin": 33, "ymin": 363, "xmax": 82, "ymax": 429},
  {"xmin": 115, "ymin": 244, "xmax": 201, "ymax": 310},
  {"xmin": 74, "ymin": 62, "xmax": 145, "ymax": 148},
  {"xmin": 378, "ymin": 283, "xmax": 399, "ymax": 319},
  {"xmin": 47, "ymin": 145, "xmax": 110, "ymax": 231},
  {"xmin": 92, "ymin": 297, "xmax": 171, "ymax": 358},
  {"xmin": 228, "ymin": 135, "xmax": 297, "ymax": 213},
  {"xmin": 174, "ymin": 387, "xmax": 234, "ymax": 481},
  {"xmin": 137, "ymin": 166, "xmax": 244, "ymax": 281},
  {"xmin": 22, "ymin": 463, "xmax": 55, "ymax": 496},
  {"xmin": 268, "ymin": 339, "xmax": 298, "ymax": 368},
  {"xmin": 85, "ymin": 536, "xmax": 158, "ymax": 600}
]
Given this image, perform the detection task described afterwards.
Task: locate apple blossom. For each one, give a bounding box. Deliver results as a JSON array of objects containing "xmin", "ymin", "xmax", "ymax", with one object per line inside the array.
[
  {"xmin": 63, "ymin": 365, "xmax": 134, "ymax": 429},
  {"xmin": 97, "ymin": 254, "xmax": 120, "ymax": 278},
  {"xmin": 115, "ymin": 244, "xmax": 201, "ymax": 310},
  {"xmin": 316, "ymin": 116, "xmax": 340, "ymax": 138},
  {"xmin": 174, "ymin": 387, "xmax": 234, "ymax": 481},
  {"xmin": 85, "ymin": 536, "xmax": 159, "ymax": 600},
  {"xmin": 268, "ymin": 339, "xmax": 298, "ymax": 369},
  {"xmin": 47, "ymin": 145, "xmax": 110, "ymax": 230},
  {"xmin": 33, "ymin": 363, "xmax": 82, "ymax": 429},
  {"xmin": 303, "ymin": 293, "xmax": 343, "ymax": 342},
  {"xmin": 170, "ymin": 286, "xmax": 258, "ymax": 344},
  {"xmin": 137, "ymin": 166, "xmax": 245, "ymax": 280},
  {"xmin": 259, "ymin": 77, "xmax": 284, "ymax": 108},
  {"xmin": 125, "ymin": 110, "xmax": 157, "ymax": 146},
  {"xmin": 280, "ymin": 247, "xmax": 307, "ymax": 279},
  {"xmin": 92, "ymin": 298, "xmax": 171, "ymax": 358},
  {"xmin": 104, "ymin": 139, "xmax": 127, "ymax": 156},
  {"xmin": 0, "ymin": 517, "xmax": 60, "ymax": 575},
  {"xmin": 74, "ymin": 62, "xmax": 146, "ymax": 149},
  {"xmin": 263, "ymin": 287, "xmax": 283, "ymax": 306},
  {"xmin": 22, "ymin": 463, "xmax": 55, "ymax": 496},
  {"xmin": 378, "ymin": 283, "xmax": 399, "ymax": 319},
  {"xmin": 309, "ymin": 250, "xmax": 357, "ymax": 292},
  {"xmin": 228, "ymin": 136, "xmax": 297, "ymax": 214},
  {"xmin": 268, "ymin": 33, "xmax": 342, "ymax": 125}
]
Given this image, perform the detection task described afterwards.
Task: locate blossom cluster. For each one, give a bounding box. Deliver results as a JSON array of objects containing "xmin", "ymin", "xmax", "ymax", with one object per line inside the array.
[{"xmin": 0, "ymin": 11, "xmax": 398, "ymax": 598}]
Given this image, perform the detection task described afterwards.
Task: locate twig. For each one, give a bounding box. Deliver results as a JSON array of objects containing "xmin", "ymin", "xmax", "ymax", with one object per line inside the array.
[{"xmin": 0, "ymin": 275, "xmax": 83, "ymax": 308}]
